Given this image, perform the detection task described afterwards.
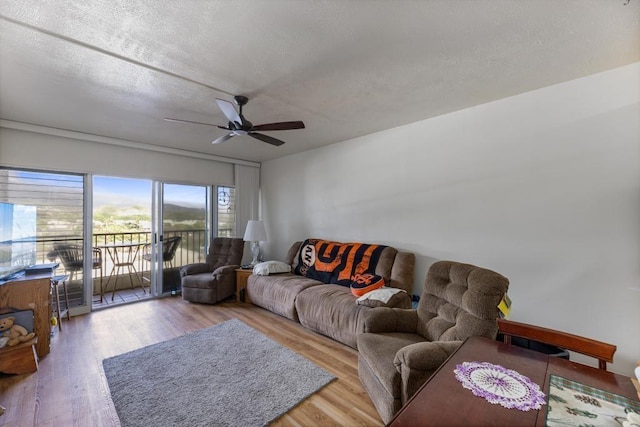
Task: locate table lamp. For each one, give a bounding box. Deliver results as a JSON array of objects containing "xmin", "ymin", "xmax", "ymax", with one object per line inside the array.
[{"xmin": 243, "ymin": 220, "xmax": 267, "ymax": 266}]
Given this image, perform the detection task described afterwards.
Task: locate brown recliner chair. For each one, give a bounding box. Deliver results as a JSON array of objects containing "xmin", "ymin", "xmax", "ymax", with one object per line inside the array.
[
  {"xmin": 180, "ymin": 237, "xmax": 244, "ymax": 304},
  {"xmin": 357, "ymin": 260, "xmax": 509, "ymax": 424}
]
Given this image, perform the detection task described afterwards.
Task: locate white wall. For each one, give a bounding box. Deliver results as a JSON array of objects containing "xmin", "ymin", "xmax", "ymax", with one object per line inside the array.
[{"xmin": 260, "ymin": 63, "xmax": 640, "ymax": 375}]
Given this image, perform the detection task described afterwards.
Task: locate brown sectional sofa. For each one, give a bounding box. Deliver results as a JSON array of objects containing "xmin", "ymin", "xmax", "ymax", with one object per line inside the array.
[{"xmin": 247, "ymin": 239, "xmax": 416, "ymax": 349}]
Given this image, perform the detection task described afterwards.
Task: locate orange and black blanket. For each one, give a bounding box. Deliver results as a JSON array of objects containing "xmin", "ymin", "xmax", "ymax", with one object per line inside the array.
[{"xmin": 294, "ymin": 239, "xmax": 387, "ymax": 287}]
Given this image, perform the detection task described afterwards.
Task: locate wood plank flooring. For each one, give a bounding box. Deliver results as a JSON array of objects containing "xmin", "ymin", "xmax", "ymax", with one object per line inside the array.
[{"xmin": 0, "ymin": 297, "xmax": 384, "ymax": 426}]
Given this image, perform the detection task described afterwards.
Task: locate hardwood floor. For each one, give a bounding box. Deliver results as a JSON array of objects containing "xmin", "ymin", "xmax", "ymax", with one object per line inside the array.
[{"xmin": 0, "ymin": 297, "xmax": 384, "ymax": 426}]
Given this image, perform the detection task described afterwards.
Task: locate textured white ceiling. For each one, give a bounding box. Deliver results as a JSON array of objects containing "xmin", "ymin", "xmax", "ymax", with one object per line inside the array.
[{"xmin": 0, "ymin": 1, "xmax": 638, "ymax": 163}]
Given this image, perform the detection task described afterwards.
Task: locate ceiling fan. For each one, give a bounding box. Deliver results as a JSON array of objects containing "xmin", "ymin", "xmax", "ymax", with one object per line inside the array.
[{"xmin": 164, "ymin": 95, "xmax": 305, "ymax": 146}]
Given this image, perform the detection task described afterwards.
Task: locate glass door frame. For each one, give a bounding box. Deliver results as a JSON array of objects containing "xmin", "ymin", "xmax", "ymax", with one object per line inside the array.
[
  {"xmin": 76, "ymin": 174, "xmax": 93, "ymax": 315},
  {"xmin": 87, "ymin": 177, "xmax": 214, "ymax": 308},
  {"xmin": 149, "ymin": 181, "xmax": 162, "ymax": 297},
  {"xmin": 149, "ymin": 181, "xmax": 212, "ymax": 297}
]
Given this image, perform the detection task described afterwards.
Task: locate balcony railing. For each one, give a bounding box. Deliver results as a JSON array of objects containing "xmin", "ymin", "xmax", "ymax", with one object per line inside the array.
[{"xmin": 30, "ymin": 230, "xmax": 208, "ymax": 290}]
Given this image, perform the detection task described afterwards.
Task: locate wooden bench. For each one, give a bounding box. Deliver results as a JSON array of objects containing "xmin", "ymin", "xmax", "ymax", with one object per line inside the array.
[{"xmin": 0, "ymin": 337, "xmax": 38, "ymax": 375}]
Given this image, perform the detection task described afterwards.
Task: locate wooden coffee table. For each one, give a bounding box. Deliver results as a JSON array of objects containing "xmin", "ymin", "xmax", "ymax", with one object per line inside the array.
[{"xmin": 388, "ymin": 335, "xmax": 638, "ymax": 426}]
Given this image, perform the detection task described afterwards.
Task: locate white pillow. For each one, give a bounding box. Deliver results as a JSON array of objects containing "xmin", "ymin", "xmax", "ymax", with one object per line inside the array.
[{"xmin": 252, "ymin": 261, "xmax": 291, "ymax": 276}]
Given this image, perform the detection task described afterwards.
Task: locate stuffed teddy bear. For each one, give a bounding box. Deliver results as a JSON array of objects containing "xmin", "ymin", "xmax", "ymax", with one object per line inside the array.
[{"xmin": 0, "ymin": 316, "xmax": 36, "ymax": 347}]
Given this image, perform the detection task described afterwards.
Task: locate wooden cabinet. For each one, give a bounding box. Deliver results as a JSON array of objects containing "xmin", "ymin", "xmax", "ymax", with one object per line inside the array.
[
  {"xmin": 235, "ymin": 269, "xmax": 253, "ymax": 303},
  {"xmin": 0, "ymin": 274, "xmax": 52, "ymax": 358}
]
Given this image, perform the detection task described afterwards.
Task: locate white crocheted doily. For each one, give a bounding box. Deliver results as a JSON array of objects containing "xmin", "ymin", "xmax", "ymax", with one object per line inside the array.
[{"xmin": 454, "ymin": 361, "xmax": 546, "ymax": 411}]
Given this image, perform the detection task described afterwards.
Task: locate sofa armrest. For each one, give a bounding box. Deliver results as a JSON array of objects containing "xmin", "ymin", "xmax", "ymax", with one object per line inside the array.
[
  {"xmin": 394, "ymin": 340, "xmax": 462, "ymax": 373},
  {"xmin": 212, "ymin": 264, "xmax": 240, "ymax": 277},
  {"xmin": 362, "ymin": 308, "xmax": 418, "ymax": 334},
  {"xmin": 394, "ymin": 340, "xmax": 463, "ymax": 403},
  {"xmin": 180, "ymin": 263, "xmax": 211, "ymax": 276}
]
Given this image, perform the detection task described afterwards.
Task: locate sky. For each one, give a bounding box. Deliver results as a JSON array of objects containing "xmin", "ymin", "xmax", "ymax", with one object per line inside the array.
[
  {"xmin": 93, "ymin": 176, "xmax": 207, "ymax": 209},
  {"xmin": 93, "ymin": 176, "xmax": 151, "ymax": 209},
  {"xmin": 5, "ymin": 171, "xmax": 211, "ymax": 210}
]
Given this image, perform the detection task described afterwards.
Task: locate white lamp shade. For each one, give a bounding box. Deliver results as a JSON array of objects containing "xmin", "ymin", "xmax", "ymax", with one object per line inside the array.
[{"xmin": 243, "ymin": 220, "xmax": 267, "ymax": 242}]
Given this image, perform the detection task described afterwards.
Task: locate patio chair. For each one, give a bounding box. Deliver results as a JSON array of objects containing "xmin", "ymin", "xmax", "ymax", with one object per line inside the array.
[
  {"xmin": 52, "ymin": 243, "xmax": 104, "ymax": 301},
  {"xmin": 141, "ymin": 236, "xmax": 182, "ymax": 269},
  {"xmin": 140, "ymin": 236, "xmax": 182, "ymax": 290}
]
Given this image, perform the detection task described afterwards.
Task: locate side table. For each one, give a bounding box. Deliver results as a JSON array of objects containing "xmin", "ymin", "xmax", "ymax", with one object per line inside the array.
[{"xmin": 235, "ymin": 268, "xmax": 253, "ymax": 303}]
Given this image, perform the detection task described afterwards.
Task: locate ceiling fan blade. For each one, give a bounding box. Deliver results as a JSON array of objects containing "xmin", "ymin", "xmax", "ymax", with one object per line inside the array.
[
  {"xmin": 252, "ymin": 121, "xmax": 305, "ymax": 131},
  {"xmin": 249, "ymin": 132, "xmax": 286, "ymax": 146},
  {"xmin": 164, "ymin": 117, "xmax": 227, "ymax": 129},
  {"xmin": 215, "ymin": 98, "xmax": 242, "ymax": 125},
  {"xmin": 212, "ymin": 133, "xmax": 235, "ymax": 145}
]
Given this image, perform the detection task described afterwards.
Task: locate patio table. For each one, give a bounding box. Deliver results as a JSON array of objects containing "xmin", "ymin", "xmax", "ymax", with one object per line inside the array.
[{"xmin": 98, "ymin": 242, "xmax": 146, "ymax": 301}]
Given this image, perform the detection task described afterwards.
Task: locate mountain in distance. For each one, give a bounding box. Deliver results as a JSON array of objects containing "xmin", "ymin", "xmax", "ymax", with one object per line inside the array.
[
  {"xmin": 93, "ymin": 203, "xmax": 205, "ymax": 233},
  {"xmin": 163, "ymin": 203, "xmax": 205, "ymax": 222}
]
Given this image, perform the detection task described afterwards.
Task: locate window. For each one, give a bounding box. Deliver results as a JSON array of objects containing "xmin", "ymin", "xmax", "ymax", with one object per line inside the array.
[
  {"xmin": 217, "ymin": 186, "xmax": 236, "ymax": 237},
  {"xmin": 0, "ymin": 168, "xmax": 86, "ymax": 304},
  {"xmin": 0, "ymin": 167, "xmax": 238, "ymax": 307}
]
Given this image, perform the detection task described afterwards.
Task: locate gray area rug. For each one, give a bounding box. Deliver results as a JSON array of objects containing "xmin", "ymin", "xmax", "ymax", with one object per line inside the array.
[{"xmin": 103, "ymin": 318, "xmax": 335, "ymax": 427}]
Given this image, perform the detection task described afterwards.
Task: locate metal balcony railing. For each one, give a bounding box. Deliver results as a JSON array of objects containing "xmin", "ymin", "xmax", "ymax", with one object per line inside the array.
[{"xmin": 31, "ymin": 230, "xmax": 208, "ymax": 286}]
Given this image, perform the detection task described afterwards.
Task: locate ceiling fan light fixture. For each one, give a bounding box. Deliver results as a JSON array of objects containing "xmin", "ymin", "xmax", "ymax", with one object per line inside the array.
[{"xmin": 167, "ymin": 96, "xmax": 304, "ymax": 147}]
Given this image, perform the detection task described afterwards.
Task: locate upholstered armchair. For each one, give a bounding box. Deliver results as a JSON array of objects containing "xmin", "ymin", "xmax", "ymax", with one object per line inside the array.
[
  {"xmin": 180, "ymin": 237, "xmax": 244, "ymax": 304},
  {"xmin": 357, "ymin": 260, "xmax": 509, "ymax": 424}
]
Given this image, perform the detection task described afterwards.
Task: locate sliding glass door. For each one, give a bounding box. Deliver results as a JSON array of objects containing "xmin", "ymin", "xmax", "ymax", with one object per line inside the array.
[
  {"xmin": 93, "ymin": 178, "xmax": 214, "ymax": 303},
  {"xmin": 152, "ymin": 183, "xmax": 209, "ymax": 295},
  {"xmin": 93, "ymin": 176, "xmax": 152, "ymax": 306},
  {"xmin": 150, "ymin": 184, "xmax": 234, "ymax": 294},
  {"xmin": 1, "ymin": 167, "xmax": 232, "ymax": 311}
]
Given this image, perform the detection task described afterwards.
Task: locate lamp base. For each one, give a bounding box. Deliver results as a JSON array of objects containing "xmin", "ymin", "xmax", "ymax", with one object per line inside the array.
[{"xmin": 250, "ymin": 241, "xmax": 261, "ymax": 266}]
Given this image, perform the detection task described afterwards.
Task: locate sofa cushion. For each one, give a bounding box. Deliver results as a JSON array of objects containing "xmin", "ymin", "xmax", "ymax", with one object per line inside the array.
[
  {"xmin": 247, "ymin": 273, "xmax": 322, "ymax": 322},
  {"xmin": 350, "ymin": 273, "xmax": 385, "ymax": 297},
  {"xmin": 295, "ymin": 284, "xmax": 369, "ymax": 348},
  {"xmin": 388, "ymin": 251, "xmax": 415, "ymax": 293},
  {"xmin": 285, "ymin": 241, "xmax": 303, "ymax": 267}
]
